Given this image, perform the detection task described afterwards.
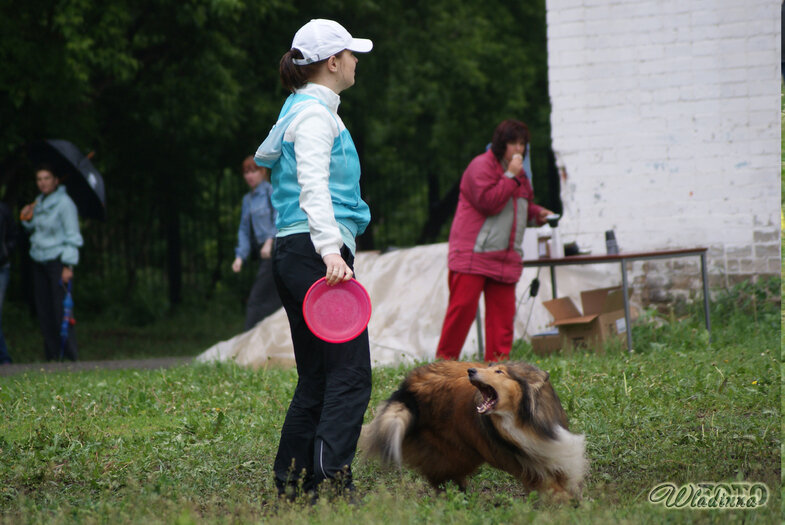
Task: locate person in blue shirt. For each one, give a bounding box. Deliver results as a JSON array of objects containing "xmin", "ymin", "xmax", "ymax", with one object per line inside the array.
[
  {"xmin": 231, "ymin": 156, "xmax": 281, "ymax": 329},
  {"xmin": 20, "ymin": 166, "xmax": 83, "ymax": 361}
]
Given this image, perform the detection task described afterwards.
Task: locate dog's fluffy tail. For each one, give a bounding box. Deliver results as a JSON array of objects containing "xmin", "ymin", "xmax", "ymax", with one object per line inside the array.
[{"xmin": 358, "ymin": 401, "xmax": 412, "ymax": 467}]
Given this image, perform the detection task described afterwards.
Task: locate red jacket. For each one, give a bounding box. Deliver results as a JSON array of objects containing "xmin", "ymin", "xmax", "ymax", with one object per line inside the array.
[{"xmin": 447, "ymin": 149, "xmax": 544, "ymax": 284}]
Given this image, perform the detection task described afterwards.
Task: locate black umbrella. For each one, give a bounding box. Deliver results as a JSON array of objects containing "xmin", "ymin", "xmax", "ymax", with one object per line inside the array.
[{"xmin": 29, "ymin": 139, "xmax": 107, "ymax": 221}]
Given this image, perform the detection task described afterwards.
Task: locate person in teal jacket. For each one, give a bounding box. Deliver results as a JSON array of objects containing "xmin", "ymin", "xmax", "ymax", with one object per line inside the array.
[
  {"xmin": 254, "ymin": 18, "xmax": 373, "ymax": 502},
  {"xmin": 21, "ymin": 166, "xmax": 83, "ymax": 361}
]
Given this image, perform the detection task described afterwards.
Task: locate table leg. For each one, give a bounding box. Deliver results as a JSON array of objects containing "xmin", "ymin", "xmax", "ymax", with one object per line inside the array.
[
  {"xmin": 700, "ymin": 252, "xmax": 712, "ymax": 342},
  {"xmin": 550, "ymin": 265, "xmax": 557, "ymax": 299},
  {"xmin": 620, "ymin": 261, "xmax": 633, "ymax": 352},
  {"xmin": 475, "ymin": 308, "xmax": 484, "ymax": 359}
]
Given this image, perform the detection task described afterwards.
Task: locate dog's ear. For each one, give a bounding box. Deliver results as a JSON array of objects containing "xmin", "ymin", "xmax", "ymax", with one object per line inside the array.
[
  {"xmin": 513, "ymin": 366, "xmax": 563, "ymax": 439},
  {"xmin": 511, "ymin": 365, "xmax": 549, "ymax": 394}
]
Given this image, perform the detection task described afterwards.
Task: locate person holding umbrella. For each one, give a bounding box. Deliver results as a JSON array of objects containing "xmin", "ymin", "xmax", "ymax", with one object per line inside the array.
[{"xmin": 20, "ymin": 165, "xmax": 83, "ymax": 361}]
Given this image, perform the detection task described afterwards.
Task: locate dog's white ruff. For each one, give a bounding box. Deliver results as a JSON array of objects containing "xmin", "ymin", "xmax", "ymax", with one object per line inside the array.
[{"xmin": 495, "ymin": 413, "xmax": 587, "ymax": 497}]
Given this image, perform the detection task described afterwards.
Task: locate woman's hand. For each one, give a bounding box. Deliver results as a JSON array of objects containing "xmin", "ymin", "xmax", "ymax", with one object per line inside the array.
[
  {"xmin": 508, "ymin": 153, "xmax": 524, "ymax": 176},
  {"xmin": 322, "ymin": 253, "xmax": 353, "ymax": 285},
  {"xmin": 61, "ymin": 266, "xmax": 73, "ymax": 284},
  {"xmin": 538, "ymin": 208, "xmax": 555, "ymax": 224},
  {"xmin": 20, "ymin": 202, "xmax": 36, "ymax": 221},
  {"xmin": 231, "ymin": 257, "xmax": 243, "ymax": 273},
  {"xmin": 260, "ymin": 238, "xmax": 274, "ymax": 260}
]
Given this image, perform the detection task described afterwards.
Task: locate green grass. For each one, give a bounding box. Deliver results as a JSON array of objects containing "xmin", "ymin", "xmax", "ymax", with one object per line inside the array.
[{"xmin": 0, "ymin": 279, "xmax": 780, "ymax": 524}]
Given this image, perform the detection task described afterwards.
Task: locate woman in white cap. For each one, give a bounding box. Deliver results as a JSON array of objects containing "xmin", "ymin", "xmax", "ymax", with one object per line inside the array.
[{"xmin": 254, "ymin": 19, "xmax": 373, "ymax": 501}]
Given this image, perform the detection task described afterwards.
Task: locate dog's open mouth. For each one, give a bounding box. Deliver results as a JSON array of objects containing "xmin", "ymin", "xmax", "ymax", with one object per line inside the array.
[{"xmin": 472, "ymin": 381, "xmax": 498, "ymax": 414}]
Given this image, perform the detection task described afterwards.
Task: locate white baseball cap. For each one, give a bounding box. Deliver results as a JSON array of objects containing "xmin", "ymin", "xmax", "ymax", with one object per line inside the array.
[{"xmin": 291, "ymin": 19, "xmax": 373, "ymax": 66}]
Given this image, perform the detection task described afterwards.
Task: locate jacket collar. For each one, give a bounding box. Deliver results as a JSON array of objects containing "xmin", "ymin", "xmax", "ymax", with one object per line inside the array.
[
  {"xmin": 250, "ymin": 181, "xmax": 268, "ymax": 196},
  {"xmin": 483, "ymin": 149, "xmax": 503, "ymax": 172},
  {"xmin": 39, "ymin": 185, "xmax": 66, "ymax": 205},
  {"xmin": 297, "ymin": 82, "xmax": 341, "ymax": 113}
]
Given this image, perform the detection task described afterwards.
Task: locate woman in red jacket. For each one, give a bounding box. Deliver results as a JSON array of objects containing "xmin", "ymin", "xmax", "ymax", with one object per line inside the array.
[{"xmin": 436, "ymin": 120, "xmax": 553, "ymax": 362}]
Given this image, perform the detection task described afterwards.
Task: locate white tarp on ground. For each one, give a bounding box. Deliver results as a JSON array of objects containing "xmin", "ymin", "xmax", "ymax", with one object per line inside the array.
[{"xmin": 197, "ymin": 241, "xmax": 623, "ymax": 369}]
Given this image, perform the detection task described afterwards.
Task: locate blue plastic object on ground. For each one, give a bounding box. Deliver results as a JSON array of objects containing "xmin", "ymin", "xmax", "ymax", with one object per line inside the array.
[{"xmin": 60, "ymin": 280, "xmax": 75, "ymax": 359}]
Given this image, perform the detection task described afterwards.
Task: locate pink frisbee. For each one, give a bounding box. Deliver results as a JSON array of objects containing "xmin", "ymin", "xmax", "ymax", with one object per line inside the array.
[{"xmin": 303, "ymin": 277, "xmax": 372, "ymax": 343}]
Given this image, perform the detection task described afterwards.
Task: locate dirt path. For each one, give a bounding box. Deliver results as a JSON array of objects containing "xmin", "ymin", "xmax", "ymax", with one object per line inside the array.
[{"xmin": 0, "ymin": 356, "xmax": 195, "ymax": 377}]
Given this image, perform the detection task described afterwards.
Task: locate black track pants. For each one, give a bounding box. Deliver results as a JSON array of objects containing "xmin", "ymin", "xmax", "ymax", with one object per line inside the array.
[
  {"xmin": 32, "ymin": 260, "xmax": 77, "ymax": 361},
  {"xmin": 271, "ymin": 233, "xmax": 371, "ymax": 495}
]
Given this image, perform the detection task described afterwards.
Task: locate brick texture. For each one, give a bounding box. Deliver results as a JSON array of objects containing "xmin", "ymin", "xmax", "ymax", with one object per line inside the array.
[{"xmin": 546, "ymin": 0, "xmax": 781, "ymax": 304}]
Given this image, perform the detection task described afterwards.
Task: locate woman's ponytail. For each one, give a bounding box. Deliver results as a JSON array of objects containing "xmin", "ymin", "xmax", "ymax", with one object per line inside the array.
[{"xmin": 279, "ymin": 49, "xmax": 325, "ymax": 93}]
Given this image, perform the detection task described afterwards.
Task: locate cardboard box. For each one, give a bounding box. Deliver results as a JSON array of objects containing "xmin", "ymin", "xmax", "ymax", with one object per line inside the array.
[
  {"xmin": 542, "ymin": 286, "xmax": 628, "ymax": 352},
  {"xmin": 530, "ymin": 330, "xmax": 562, "ymax": 356}
]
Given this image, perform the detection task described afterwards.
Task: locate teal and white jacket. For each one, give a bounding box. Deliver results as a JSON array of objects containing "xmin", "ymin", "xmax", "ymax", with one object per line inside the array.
[
  {"xmin": 254, "ymin": 82, "xmax": 370, "ymax": 257},
  {"xmin": 21, "ymin": 185, "xmax": 83, "ymax": 265}
]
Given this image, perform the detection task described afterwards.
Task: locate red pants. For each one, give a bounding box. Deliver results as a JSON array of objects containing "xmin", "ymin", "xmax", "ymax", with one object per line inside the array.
[{"xmin": 435, "ymin": 271, "xmax": 516, "ymax": 362}]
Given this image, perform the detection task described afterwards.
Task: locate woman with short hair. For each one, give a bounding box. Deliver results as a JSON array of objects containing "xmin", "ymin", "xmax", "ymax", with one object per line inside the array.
[
  {"xmin": 436, "ymin": 120, "xmax": 553, "ymax": 362},
  {"xmin": 231, "ymin": 156, "xmax": 281, "ymax": 329}
]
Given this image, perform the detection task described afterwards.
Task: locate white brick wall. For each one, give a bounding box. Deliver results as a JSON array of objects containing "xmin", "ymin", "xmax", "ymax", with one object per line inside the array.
[{"xmin": 546, "ymin": 0, "xmax": 781, "ymax": 301}]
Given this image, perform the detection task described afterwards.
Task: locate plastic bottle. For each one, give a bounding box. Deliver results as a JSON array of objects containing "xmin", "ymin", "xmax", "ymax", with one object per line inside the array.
[
  {"xmin": 550, "ymin": 225, "xmax": 564, "ymax": 258},
  {"xmin": 605, "ymin": 230, "xmax": 619, "ymax": 255},
  {"xmin": 546, "ymin": 214, "xmax": 563, "ymax": 258}
]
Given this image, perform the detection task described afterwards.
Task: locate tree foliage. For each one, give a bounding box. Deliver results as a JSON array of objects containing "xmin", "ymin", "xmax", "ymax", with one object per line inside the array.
[{"xmin": 0, "ymin": 0, "xmax": 551, "ymax": 309}]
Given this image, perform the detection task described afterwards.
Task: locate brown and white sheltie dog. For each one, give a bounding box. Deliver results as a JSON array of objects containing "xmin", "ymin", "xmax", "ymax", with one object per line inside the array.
[{"xmin": 359, "ymin": 360, "xmax": 587, "ymax": 502}]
